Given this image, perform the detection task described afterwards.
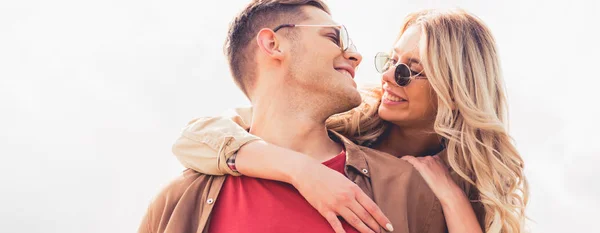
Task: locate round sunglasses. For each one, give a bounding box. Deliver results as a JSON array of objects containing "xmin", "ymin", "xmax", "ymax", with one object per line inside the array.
[{"xmin": 374, "ymin": 52, "xmax": 426, "ymax": 86}]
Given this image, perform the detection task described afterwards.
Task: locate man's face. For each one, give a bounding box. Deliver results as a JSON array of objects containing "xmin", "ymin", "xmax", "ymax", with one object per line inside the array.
[{"xmin": 282, "ymin": 6, "xmax": 363, "ymax": 114}]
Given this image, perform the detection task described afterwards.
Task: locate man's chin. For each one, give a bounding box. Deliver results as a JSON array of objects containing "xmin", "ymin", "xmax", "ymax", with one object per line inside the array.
[
  {"xmin": 349, "ymin": 92, "xmax": 362, "ymax": 108},
  {"xmin": 336, "ymin": 89, "xmax": 363, "ymax": 112}
]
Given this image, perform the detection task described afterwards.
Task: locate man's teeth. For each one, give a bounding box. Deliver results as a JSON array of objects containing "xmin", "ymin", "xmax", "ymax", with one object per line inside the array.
[{"xmin": 384, "ymin": 92, "xmax": 405, "ymax": 102}]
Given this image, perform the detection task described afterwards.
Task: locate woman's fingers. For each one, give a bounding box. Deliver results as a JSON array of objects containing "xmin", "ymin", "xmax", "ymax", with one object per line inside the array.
[
  {"xmin": 337, "ymin": 207, "xmax": 376, "ymax": 233},
  {"xmin": 355, "ymin": 191, "xmax": 394, "ymax": 232},
  {"xmin": 323, "ymin": 211, "xmax": 347, "ymax": 233}
]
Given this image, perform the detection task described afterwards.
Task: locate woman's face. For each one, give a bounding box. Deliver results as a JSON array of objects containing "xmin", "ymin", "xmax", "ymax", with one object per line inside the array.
[{"xmin": 378, "ymin": 26, "xmax": 438, "ymax": 128}]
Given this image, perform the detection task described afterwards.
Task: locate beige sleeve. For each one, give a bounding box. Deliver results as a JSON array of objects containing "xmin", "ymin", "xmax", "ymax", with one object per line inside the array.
[{"xmin": 171, "ymin": 107, "xmax": 260, "ymax": 176}]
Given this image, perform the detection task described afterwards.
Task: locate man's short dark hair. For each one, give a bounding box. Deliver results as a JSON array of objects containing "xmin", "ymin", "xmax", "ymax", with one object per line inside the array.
[{"xmin": 224, "ymin": 0, "xmax": 330, "ymax": 98}]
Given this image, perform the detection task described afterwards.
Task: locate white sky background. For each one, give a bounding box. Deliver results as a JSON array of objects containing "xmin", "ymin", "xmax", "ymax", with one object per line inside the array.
[{"xmin": 0, "ymin": 0, "xmax": 598, "ymax": 232}]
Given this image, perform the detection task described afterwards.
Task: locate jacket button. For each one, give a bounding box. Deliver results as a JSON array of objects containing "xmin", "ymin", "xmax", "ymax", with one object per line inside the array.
[
  {"xmin": 207, "ymin": 198, "xmax": 214, "ymax": 204},
  {"xmin": 362, "ymin": 169, "xmax": 368, "ymax": 174}
]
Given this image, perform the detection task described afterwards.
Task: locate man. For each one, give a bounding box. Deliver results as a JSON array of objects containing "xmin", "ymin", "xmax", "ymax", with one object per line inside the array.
[{"xmin": 139, "ymin": 1, "xmax": 445, "ymax": 232}]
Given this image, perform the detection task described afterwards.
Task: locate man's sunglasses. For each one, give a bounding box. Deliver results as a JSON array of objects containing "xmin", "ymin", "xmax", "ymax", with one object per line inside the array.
[
  {"xmin": 273, "ymin": 24, "xmax": 356, "ymax": 52},
  {"xmin": 374, "ymin": 52, "xmax": 427, "ymax": 87}
]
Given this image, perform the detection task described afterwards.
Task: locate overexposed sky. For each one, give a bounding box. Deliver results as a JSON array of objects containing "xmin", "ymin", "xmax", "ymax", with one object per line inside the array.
[{"xmin": 0, "ymin": 0, "xmax": 598, "ymax": 232}]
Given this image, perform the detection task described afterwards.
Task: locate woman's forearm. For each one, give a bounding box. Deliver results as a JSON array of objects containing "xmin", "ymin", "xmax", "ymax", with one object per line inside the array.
[
  {"xmin": 235, "ymin": 140, "xmax": 316, "ymax": 185},
  {"xmin": 439, "ymin": 187, "xmax": 483, "ymax": 233},
  {"xmin": 236, "ymin": 140, "xmax": 394, "ymax": 233}
]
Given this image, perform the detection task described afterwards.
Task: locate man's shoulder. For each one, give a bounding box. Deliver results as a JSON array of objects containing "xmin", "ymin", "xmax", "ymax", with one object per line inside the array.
[
  {"xmin": 149, "ymin": 169, "xmax": 216, "ymax": 207},
  {"xmin": 139, "ymin": 170, "xmax": 224, "ymax": 233},
  {"xmin": 357, "ymin": 146, "xmax": 415, "ymax": 173},
  {"xmin": 332, "ymin": 130, "xmax": 413, "ymax": 172},
  {"xmin": 163, "ymin": 169, "xmax": 204, "ymax": 188},
  {"xmin": 358, "ymin": 146, "xmax": 432, "ymax": 193},
  {"xmin": 357, "ymin": 147, "xmax": 445, "ymax": 232},
  {"xmin": 332, "ymin": 130, "xmax": 428, "ymax": 188}
]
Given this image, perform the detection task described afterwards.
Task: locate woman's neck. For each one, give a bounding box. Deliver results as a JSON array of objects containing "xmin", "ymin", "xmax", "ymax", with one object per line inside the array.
[{"xmin": 373, "ymin": 124, "xmax": 444, "ymax": 158}]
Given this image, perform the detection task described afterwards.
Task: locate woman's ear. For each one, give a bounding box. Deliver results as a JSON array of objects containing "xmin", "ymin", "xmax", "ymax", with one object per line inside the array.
[{"xmin": 256, "ymin": 28, "xmax": 284, "ymax": 61}]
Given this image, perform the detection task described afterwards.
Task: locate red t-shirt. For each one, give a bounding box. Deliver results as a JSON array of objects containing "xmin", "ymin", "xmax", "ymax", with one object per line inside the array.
[{"xmin": 208, "ymin": 150, "xmax": 359, "ymax": 233}]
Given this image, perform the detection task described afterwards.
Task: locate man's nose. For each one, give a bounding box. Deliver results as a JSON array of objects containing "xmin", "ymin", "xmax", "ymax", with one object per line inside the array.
[{"xmin": 344, "ymin": 44, "xmax": 362, "ymax": 67}]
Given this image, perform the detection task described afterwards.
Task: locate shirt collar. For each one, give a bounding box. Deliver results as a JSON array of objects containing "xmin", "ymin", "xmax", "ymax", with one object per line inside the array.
[{"xmin": 328, "ymin": 130, "xmax": 371, "ymax": 178}]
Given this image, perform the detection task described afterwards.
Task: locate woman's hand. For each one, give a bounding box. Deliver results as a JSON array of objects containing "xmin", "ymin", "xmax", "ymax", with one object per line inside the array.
[
  {"xmin": 290, "ymin": 159, "xmax": 393, "ymax": 233},
  {"xmin": 236, "ymin": 141, "xmax": 393, "ymax": 233},
  {"xmin": 400, "ymin": 155, "xmax": 465, "ymax": 204},
  {"xmin": 401, "ymin": 155, "xmax": 483, "ymax": 233}
]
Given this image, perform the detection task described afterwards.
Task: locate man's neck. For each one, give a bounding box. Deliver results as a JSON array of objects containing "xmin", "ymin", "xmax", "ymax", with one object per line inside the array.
[
  {"xmin": 249, "ymin": 93, "xmax": 342, "ymax": 162},
  {"xmin": 374, "ymin": 124, "xmax": 443, "ymax": 158}
]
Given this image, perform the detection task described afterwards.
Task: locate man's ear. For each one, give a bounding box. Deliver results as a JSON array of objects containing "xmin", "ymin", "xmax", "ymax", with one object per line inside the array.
[{"xmin": 256, "ymin": 28, "xmax": 284, "ymax": 61}]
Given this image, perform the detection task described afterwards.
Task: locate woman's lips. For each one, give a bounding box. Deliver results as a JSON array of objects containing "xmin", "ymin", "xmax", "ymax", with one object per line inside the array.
[{"xmin": 382, "ymin": 91, "xmax": 407, "ymax": 105}]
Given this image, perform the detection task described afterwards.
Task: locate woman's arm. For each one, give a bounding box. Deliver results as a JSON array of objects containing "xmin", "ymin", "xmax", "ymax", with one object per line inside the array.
[
  {"xmin": 172, "ymin": 107, "xmax": 393, "ymax": 233},
  {"xmin": 172, "ymin": 107, "xmax": 259, "ymax": 176},
  {"xmin": 402, "ymin": 155, "xmax": 483, "ymax": 233},
  {"xmin": 438, "ymin": 186, "xmax": 483, "ymax": 233}
]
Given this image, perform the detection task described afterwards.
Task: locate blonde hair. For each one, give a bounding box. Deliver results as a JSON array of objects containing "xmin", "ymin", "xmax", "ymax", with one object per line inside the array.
[{"xmin": 326, "ymin": 9, "xmax": 529, "ymax": 233}]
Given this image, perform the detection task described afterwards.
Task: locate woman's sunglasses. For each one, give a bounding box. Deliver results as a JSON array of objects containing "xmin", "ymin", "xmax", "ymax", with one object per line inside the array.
[
  {"xmin": 374, "ymin": 52, "xmax": 426, "ymax": 86},
  {"xmin": 273, "ymin": 24, "xmax": 356, "ymax": 52}
]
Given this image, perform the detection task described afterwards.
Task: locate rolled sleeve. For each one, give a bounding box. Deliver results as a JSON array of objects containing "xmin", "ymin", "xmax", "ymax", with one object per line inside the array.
[{"xmin": 172, "ymin": 107, "xmax": 260, "ymax": 176}]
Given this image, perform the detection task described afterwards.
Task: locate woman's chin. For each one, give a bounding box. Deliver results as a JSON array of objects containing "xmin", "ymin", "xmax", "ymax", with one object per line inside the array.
[{"xmin": 378, "ymin": 106, "xmax": 406, "ymax": 123}]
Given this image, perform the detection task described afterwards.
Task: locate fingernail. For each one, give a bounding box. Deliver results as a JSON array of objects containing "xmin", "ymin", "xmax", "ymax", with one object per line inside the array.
[{"xmin": 386, "ymin": 223, "xmax": 394, "ymax": 232}]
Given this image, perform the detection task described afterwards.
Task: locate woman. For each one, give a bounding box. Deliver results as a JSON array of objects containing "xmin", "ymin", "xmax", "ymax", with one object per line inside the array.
[{"xmin": 173, "ymin": 9, "xmax": 528, "ymax": 233}]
